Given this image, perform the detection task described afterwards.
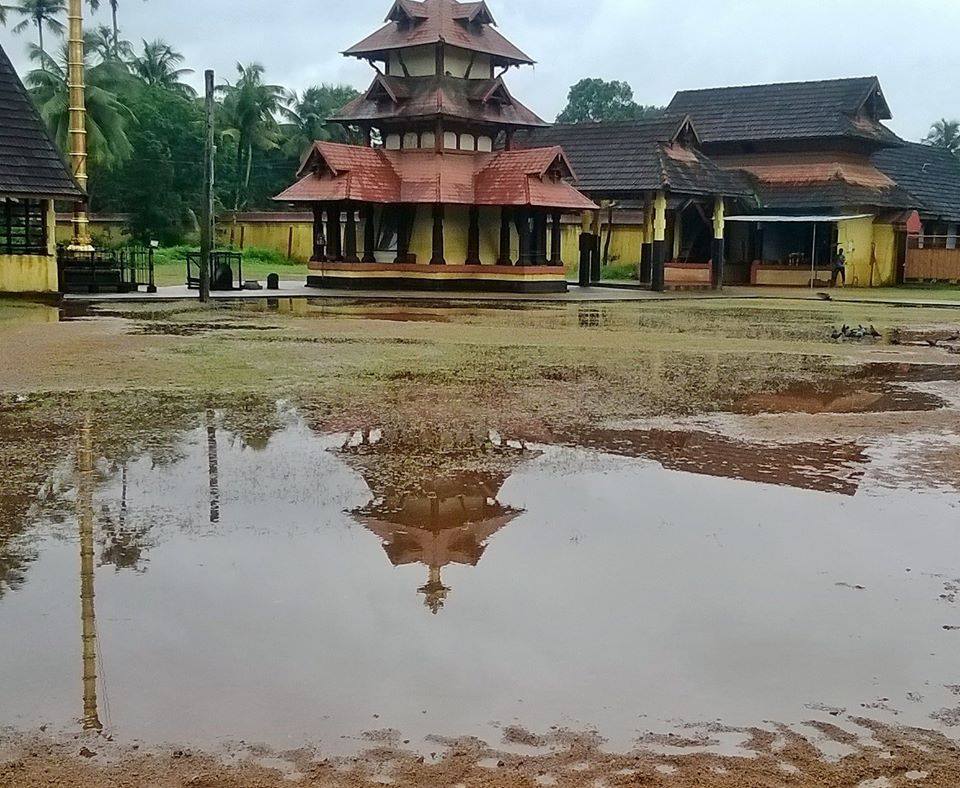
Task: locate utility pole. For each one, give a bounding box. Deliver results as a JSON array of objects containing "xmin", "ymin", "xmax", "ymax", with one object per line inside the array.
[{"xmin": 200, "ymin": 69, "xmax": 215, "ymax": 303}]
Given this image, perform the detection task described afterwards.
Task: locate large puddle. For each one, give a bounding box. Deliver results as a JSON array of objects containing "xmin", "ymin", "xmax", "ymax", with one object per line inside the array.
[{"xmin": 2, "ymin": 397, "xmax": 960, "ymax": 758}]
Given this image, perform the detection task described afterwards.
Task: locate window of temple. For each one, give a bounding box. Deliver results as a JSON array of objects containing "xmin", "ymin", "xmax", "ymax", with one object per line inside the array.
[
  {"xmin": 460, "ymin": 133, "xmax": 476, "ymax": 151},
  {"xmin": 421, "ymin": 131, "xmax": 436, "ymax": 149},
  {"xmin": 385, "ymin": 134, "xmax": 402, "ymax": 150},
  {"xmin": 477, "ymin": 136, "xmax": 493, "ymax": 152},
  {"xmin": 443, "ymin": 132, "xmax": 458, "ymax": 150},
  {"xmin": 1, "ymin": 198, "xmax": 47, "ymax": 255},
  {"xmin": 403, "ymin": 132, "xmax": 420, "ymax": 149}
]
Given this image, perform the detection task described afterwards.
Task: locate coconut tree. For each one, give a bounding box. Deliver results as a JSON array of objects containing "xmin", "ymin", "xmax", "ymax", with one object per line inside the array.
[
  {"xmin": 10, "ymin": 0, "xmax": 67, "ymax": 68},
  {"xmin": 218, "ymin": 62, "xmax": 291, "ymax": 211},
  {"xmin": 26, "ymin": 41, "xmax": 134, "ymax": 168},
  {"xmin": 87, "ymin": 22, "xmax": 132, "ymax": 63},
  {"xmin": 84, "ymin": 0, "xmax": 143, "ymax": 58},
  {"xmin": 281, "ymin": 83, "xmax": 362, "ymax": 155},
  {"xmin": 926, "ymin": 119, "xmax": 960, "ymax": 157},
  {"xmin": 130, "ymin": 38, "xmax": 195, "ymax": 97}
]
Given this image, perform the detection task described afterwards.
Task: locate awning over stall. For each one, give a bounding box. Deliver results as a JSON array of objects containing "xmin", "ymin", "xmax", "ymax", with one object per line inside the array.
[{"xmin": 725, "ymin": 214, "xmax": 873, "ymax": 222}]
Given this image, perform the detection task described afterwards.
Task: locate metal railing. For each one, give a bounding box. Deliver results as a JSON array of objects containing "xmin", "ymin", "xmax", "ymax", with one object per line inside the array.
[
  {"xmin": 58, "ymin": 246, "xmax": 156, "ymax": 294},
  {"xmin": 186, "ymin": 251, "xmax": 243, "ymax": 291}
]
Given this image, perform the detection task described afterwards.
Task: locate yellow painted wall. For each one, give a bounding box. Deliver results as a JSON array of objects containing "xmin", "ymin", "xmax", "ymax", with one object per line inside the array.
[
  {"xmin": 220, "ymin": 221, "xmax": 314, "ymax": 261},
  {"xmin": 837, "ymin": 217, "xmax": 897, "ymax": 287},
  {"xmin": 1, "ymin": 200, "xmax": 58, "ymax": 293}
]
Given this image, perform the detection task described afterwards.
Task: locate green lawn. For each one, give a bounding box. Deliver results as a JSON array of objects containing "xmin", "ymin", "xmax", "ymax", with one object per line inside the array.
[{"xmin": 151, "ymin": 246, "xmax": 310, "ymax": 287}]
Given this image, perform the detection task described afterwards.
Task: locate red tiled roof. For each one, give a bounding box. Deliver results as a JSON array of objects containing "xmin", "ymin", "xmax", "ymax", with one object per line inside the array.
[
  {"xmin": 335, "ymin": 74, "xmax": 546, "ymax": 128},
  {"xmin": 345, "ymin": 0, "xmax": 534, "ymax": 65},
  {"xmin": 275, "ymin": 141, "xmax": 597, "ymax": 211}
]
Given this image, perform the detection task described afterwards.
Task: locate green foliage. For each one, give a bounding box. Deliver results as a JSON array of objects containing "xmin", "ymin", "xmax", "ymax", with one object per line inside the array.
[
  {"xmin": 556, "ymin": 78, "xmax": 663, "ymax": 124},
  {"xmin": 130, "ymin": 38, "xmax": 194, "ymax": 97},
  {"xmin": 9, "ymin": 0, "xmax": 66, "ymax": 63},
  {"xmin": 282, "ymin": 83, "xmax": 362, "ymax": 156},
  {"xmin": 25, "ymin": 41, "xmax": 135, "ymax": 169},
  {"xmin": 926, "ymin": 119, "xmax": 960, "ymax": 157}
]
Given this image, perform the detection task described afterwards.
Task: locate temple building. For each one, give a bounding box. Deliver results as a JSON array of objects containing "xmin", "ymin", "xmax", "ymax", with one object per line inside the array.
[
  {"xmin": 275, "ymin": 0, "xmax": 596, "ymax": 293},
  {"xmin": 0, "ymin": 43, "xmax": 84, "ymax": 294}
]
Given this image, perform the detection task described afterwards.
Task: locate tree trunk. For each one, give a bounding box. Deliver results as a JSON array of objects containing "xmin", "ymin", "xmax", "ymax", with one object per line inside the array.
[
  {"xmin": 112, "ymin": 3, "xmax": 119, "ymax": 57},
  {"xmin": 603, "ymin": 205, "xmax": 614, "ymax": 265},
  {"xmin": 37, "ymin": 22, "xmax": 45, "ymax": 72}
]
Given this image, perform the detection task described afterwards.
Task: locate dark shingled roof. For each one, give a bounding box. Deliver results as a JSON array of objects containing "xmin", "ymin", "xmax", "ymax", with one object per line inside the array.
[
  {"xmin": 666, "ymin": 77, "xmax": 901, "ymax": 148},
  {"xmin": 873, "ymin": 142, "xmax": 960, "ymax": 222},
  {"xmin": 515, "ymin": 117, "xmax": 752, "ymax": 197},
  {"xmin": 335, "ymin": 74, "xmax": 546, "ymax": 127},
  {"xmin": 752, "ymin": 179, "xmax": 917, "ymax": 212},
  {"xmin": 0, "ymin": 43, "xmax": 83, "ymax": 200}
]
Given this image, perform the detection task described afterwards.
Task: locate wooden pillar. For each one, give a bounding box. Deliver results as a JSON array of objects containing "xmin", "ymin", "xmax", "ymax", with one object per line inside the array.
[
  {"xmin": 550, "ymin": 211, "xmax": 563, "ymax": 265},
  {"xmin": 590, "ymin": 209, "xmax": 602, "ymax": 283},
  {"xmin": 362, "ymin": 204, "xmax": 377, "ymax": 263},
  {"xmin": 498, "ymin": 207, "xmax": 512, "ymax": 265},
  {"xmin": 466, "ymin": 206, "xmax": 481, "ymax": 265},
  {"xmin": 344, "ymin": 203, "xmax": 359, "ymax": 263},
  {"xmin": 311, "ymin": 204, "xmax": 327, "ymax": 262},
  {"xmin": 431, "ymin": 203, "xmax": 445, "ymax": 265},
  {"xmin": 651, "ymin": 191, "xmax": 667, "ymax": 292},
  {"xmin": 533, "ymin": 210, "xmax": 548, "ymax": 265},
  {"xmin": 516, "ymin": 209, "xmax": 533, "ymax": 266},
  {"xmin": 327, "ymin": 203, "xmax": 342, "ymax": 261},
  {"xmin": 395, "ymin": 206, "xmax": 413, "ymax": 264},
  {"xmin": 640, "ymin": 194, "xmax": 653, "ymax": 283},
  {"xmin": 712, "ymin": 196, "xmax": 725, "ymax": 290}
]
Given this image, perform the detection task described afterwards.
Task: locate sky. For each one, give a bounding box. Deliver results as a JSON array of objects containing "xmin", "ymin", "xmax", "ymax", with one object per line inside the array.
[{"xmin": 2, "ymin": 0, "xmax": 959, "ymax": 142}]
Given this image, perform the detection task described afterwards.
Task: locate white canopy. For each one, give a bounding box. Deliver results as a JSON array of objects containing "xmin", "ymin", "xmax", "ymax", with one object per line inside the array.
[{"xmin": 725, "ymin": 214, "xmax": 873, "ymax": 223}]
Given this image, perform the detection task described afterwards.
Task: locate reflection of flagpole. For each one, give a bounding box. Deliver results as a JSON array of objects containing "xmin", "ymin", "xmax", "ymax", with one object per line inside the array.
[
  {"xmin": 206, "ymin": 410, "xmax": 220, "ymax": 525},
  {"xmin": 78, "ymin": 415, "xmax": 102, "ymax": 732}
]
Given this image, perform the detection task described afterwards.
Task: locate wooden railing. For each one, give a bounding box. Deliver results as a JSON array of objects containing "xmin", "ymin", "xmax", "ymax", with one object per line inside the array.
[{"xmin": 905, "ymin": 235, "xmax": 960, "ymax": 283}]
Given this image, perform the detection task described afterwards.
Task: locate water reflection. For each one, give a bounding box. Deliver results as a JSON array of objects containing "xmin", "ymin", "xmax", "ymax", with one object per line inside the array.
[
  {"xmin": 339, "ymin": 427, "xmax": 532, "ymax": 613},
  {"xmin": 77, "ymin": 416, "xmax": 102, "ymax": 732}
]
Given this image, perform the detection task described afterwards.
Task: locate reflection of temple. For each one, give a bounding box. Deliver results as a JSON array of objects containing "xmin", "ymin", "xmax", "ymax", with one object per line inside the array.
[{"xmin": 341, "ymin": 428, "xmax": 531, "ymax": 613}]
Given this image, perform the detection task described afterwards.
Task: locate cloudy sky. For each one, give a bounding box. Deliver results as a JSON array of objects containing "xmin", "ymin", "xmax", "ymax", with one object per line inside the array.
[{"xmin": 2, "ymin": 0, "xmax": 958, "ymax": 141}]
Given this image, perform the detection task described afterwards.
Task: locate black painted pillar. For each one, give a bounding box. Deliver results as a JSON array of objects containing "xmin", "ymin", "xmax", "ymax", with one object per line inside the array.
[
  {"xmin": 550, "ymin": 211, "xmax": 563, "ymax": 265},
  {"xmin": 311, "ymin": 205, "xmax": 326, "ymax": 262},
  {"xmin": 362, "ymin": 204, "xmax": 377, "ymax": 263},
  {"xmin": 498, "ymin": 208, "xmax": 512, "ymax": 265},
  {"xmin": 344, "ymin": 204, "xmax": 359, "ymax": 263},
  {"xmin": 578, "ymin": 233, "xmax": 592, "ymax": 287},
  {"xmin": 712, "ymin": 238, "xmax": 725, "ymax": 289},
  {"xmin": 640, "ymin": 242, "xmax": 652, "ymax": 283},
  {"xmin": 516, "ymin": 209, "xmax": 533, "ymax": 266},
  {"xmin": 431, "ymin": 203, "xmax": 445, "ymax": 265},
  {"xmin": 327, "ymin": 203, "xmax": 342, "ymax": 261},
  {"xmin": 533, "ymin": 211, "xmax": 548, "ymax": 265},
  {"xmin": 466, "ymin": 206, "xmax": 481, "ymax": 265},
  {"xmin": 590, "ymin": 234, "xmax": 601, "ymax": 283},
  {"xmin": 652, "ymin": 241, "xmax": 667, "ymax": 292}
]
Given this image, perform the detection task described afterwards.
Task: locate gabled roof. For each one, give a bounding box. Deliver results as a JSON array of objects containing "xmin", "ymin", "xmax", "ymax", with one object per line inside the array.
[
  {"xmin": 335, "ymin": 74, "xmax": 547, "ymax": 128},
  {"xmin": 276, "ymin": 141, "xmax": 597, "ymax": 211},
  {"xmin": 0, "ymin": 43, "xmax": 83, "ymax": 200},
  {"xmin": 873, "ymin": 142, "xmax": 960, "ymax": 222},
  {"xmin": 666, "ymin": 77, "xmax": 900, "ymax": 148},
  {"xmin": 515, "ymin": 117, "xmax": 752, "ymax": 197},
  {"xmin": 344, "ymin": 0, "xmax": 534, "ymax": 65}
]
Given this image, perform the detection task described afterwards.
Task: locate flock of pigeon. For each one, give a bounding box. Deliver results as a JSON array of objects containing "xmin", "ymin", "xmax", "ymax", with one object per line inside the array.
[{"xmin": 831, "ymin": 324, "xmax": 883, "ymax": 341}]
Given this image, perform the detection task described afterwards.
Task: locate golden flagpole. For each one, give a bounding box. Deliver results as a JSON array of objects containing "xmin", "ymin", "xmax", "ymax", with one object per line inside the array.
[{"xmin": 67, "ymin": 0, "xmax": 93, "ymax": 251}]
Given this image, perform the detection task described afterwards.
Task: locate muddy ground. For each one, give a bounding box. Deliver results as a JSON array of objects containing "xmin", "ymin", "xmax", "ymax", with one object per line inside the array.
[{"xmin": 2, "ymin": 295, "xmax": 960, "ymax": 786}]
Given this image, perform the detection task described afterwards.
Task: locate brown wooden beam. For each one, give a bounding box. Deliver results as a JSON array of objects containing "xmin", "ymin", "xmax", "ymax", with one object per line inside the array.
[
  {"xmin": 466, "ymin": 206, "xmax": 481, "ymax": 265},
  {"xmin": 431, "ymin": 203, "xmax": 445, "ymax": 265},
  {"xmin": 362, "ymin": 204, "xmax": 377, "ymax": 263}
]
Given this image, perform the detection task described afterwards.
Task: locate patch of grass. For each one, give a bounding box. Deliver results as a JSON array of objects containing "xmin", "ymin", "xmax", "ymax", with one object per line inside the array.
[
  {"xmin": 601, "ymin": 262, "xmax": 639, "ymax": 281},
  {"xmin": 150, "ymin": 245, "xmax": 309, "ymax": 287}
]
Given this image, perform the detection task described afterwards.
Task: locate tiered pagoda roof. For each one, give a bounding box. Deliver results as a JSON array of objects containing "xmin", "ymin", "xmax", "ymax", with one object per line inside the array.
[
  {"xmin": 335, "ymin": 74, "xmax": 546, "ymax": 128},
  {"xmin": 276, "ymin": 141, "xmax": 597, "ymax": 210},
  {"xmin": 0, "ymin": 44, "xmax": 83, "ymax": 200},
  {"xmin": 344, "ymin": 0, "xmax": 534, "ymax": 65}
]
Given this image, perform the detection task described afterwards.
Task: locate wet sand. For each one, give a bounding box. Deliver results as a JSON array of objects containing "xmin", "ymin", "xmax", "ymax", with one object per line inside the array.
[{"xmin": 1, "ymin": 296, "xmax": 960, "ymax": 785}]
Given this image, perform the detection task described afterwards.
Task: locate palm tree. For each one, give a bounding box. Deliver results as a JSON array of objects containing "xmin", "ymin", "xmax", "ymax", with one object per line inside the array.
[
  {"xmin": 926, "ymin": 119, "xmax": 960, "ymax": 157},
  {"xmin": 130, "ymin": 38, "xmax": 195, "ymax": 97},
  {"xmin": 281, "ymin": 83, "xmax": 362, "ymax": 155},
  {"xmin": 87, "ymin": 22, "xmax": 131, "ymax": 63},
  {"xmin": 84, "ymin": 0, "xmax": 141, "ymax": 58},
  {"xmin": 26, "ymin": 41, "xmax": 134, "ymax": 168},
  {"xmin": 218, "ymin": 62, "xmax": 291, "ymax": 210},
  {"xmin": 10, "ymin": 0, "xmax": 67, "ymax": 68}
]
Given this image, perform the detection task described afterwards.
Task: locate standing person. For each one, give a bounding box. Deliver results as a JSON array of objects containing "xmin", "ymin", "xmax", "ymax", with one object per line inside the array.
[{"xmin": 831, "ymin": 247, "xmax": 847, "ymax": 287}]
